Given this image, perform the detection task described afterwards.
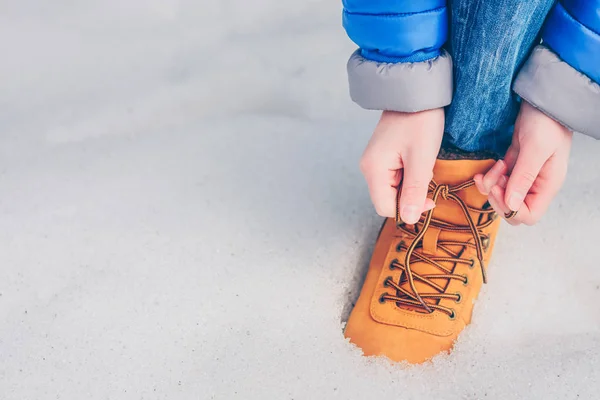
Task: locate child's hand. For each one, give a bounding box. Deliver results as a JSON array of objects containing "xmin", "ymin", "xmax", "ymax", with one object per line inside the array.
[
  {"xmin": 474, "ymin": 101, "xmax": 573, "ymax": 225},
  {"xmin": 360, "ymin": 109, "xmax": 444, "ymax": 223}
]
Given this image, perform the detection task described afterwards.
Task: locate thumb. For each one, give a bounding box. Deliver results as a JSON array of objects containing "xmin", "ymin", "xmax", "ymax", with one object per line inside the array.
[
  {"xmin": 399, "ymin": 154, "xmax": 434, "ymax": 224},
  {"xmin": 505, "ymin": 143, "xmax": 547, "ymax": 211}
]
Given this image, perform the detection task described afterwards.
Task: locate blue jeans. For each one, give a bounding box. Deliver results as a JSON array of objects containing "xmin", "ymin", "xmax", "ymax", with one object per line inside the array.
[{"xmin": 444, "ymin": 0, "xmax": 556, "ymax": 155}]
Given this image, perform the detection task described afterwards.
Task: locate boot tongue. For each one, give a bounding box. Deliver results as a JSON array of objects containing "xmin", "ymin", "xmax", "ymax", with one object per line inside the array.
[
  {"xmin": 433, "ymin": 159, "xmax": 497, "ymax": 185},
  {"xmin": 429, "ymin": 159, "xmax": 496, "ymax": 225}
]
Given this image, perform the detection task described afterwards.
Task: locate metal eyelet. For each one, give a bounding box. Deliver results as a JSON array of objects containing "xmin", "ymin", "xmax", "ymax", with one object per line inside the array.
[
  {"xmin": 379, "ymin": 294, "xmax": 387, "ymax": 304},
  {"xmin": 396, "ymin": 241, "xmax": 406, "ymax": 252},
  {"xmin": 481, "ymin": 236, "xmax": 490, "ymax": 251},
  {"xmin": 469, "ymin": 259, "xmax": 476, "ymax": 269},
  {"xmin": 448, "ymin": 310, "xmax": 456, "ymax": 320},
  {"xmin": 462, "ymin": 275, "xmax": 469, "ymax": 286},
  {"xmin": 454, "ymin": 292, "xmax": 462, "ymax": 304},
  {"xmin": 383, "ymin": 277, "xmax": 392, "ymax": 287},
  {"xmin": 389, "ymin": 259, "xmax": 399, "ymax": 270}
]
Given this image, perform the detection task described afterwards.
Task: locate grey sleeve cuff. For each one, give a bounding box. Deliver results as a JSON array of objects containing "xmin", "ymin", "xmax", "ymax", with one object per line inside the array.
[
  {"xmin": 347, "ymin": 49, "xmax": 453, "ymax": 113},
  {"xmin": 513, "ymin": 45, "xmax": 600, "ymax": 139}
]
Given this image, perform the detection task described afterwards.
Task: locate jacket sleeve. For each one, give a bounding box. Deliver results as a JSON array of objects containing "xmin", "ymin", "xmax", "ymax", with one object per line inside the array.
[
  {"xmin": 342, "ymin": 0, "xmax": 452, "ymax": 113},
  {"xmin": 513, "ymin": 0, "xmax": 600, "ymax": 139}
]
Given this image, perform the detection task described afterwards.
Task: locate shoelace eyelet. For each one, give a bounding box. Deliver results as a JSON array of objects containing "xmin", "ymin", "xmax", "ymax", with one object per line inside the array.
[
  {"xmin": 462, "ymin": 275, "xmax": 469, "ymax": 286},
  {"xmin": 448, "ymin": 310, "xmax": 456, "ymax": 320},
  {"xmin": 383, "ymin": 277, "xmax": 392, "ymax": 287},
  {"xmin": 454, "ymin": 292, "xmax": 462, "ymax": 304},
  {"xmin": 379, "ymin": 294, "xmax": 387, "ymax": 304},
  {"xmin": 481, "ymin": 236, "xmax": 490, "ymax": 251},
  {"xmin": 469, "ymin": 258, "xmax": 476, "ymax": 269},
  {"xmin": 389, "ymin": 259, "xmax": 399, "ymax": 270},
  {"xmin": 396, "ymin": 241, "xmax": 406, "ymax": 252}
]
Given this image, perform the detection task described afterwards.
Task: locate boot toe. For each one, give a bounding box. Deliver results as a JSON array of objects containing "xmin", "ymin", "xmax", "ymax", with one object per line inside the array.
[{"xmin": 345, "ymin": 314, "xmax": 456, "ymax": 364}]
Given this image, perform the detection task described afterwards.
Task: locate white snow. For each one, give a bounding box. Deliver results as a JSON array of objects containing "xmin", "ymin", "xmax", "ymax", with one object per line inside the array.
[{"xmin": 1, "ymin": 1, "xmax": 599, "ymax": 399}]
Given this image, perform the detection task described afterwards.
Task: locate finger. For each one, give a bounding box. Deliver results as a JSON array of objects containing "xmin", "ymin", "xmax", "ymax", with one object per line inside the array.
[
  {"xmin": 489, "ymin": 185, "xmax": 519, "ymax": 226},
  {"xmin": 365, "ymin": 172, "xmax": 399, "ymax": 217},
  {"xmin": 492, "ymin": 176, "xmax": 542, "ymax": 225},
  {"xmin": 517, "ymin": 194, "xmax": 543, "ymax": 226},
  {"xmin": 392, "ymin": 168, "xmax": 402, "ymax": 187},
  {"xmin": 473, "ymin": 174, "xmax": 485, "ymax": 195},
  {"xmin": 399, "ymin": 154, "xmax": 434, "ymax": 224},
  {"xmin": 514, "ymin": 160, "xmax": 566, "ymax": 226},
  {"xmin": 503, "ymin": 144, "xmax": 519, "ymax": 172},
  {"xmin": 481, "ymin": 160, "xmax": 508, "ymax": 195},
  {"xmin": 504, "ymin": 145, "xmax": 548, "ymax": 211},
  {"xmin": 487, "ymin": 186, "xmax": 509, "ymax": 222},
  {"xmin": 361, "ymin": 157, "xmax": 401, "ymax": 218},
  {"xmin": 496, "ymin": 175, "xmax": 508, "ymax": 190},
  {"xmin": 494, "ymin": 183, "xmax": 542, "ymax": 226},
  {"xmin": 424, "ymin": 198, "xmax": 436, "ymax": 212},
  {"xmin": 490, "ymin": 185, "xmax": 511, "ymax": 215}
]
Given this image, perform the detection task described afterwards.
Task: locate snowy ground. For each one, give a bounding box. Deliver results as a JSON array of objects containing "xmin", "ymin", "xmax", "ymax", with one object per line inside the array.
[{"xmin": 1, "ymin": 1, "xmax": 599, "ymax": 399}]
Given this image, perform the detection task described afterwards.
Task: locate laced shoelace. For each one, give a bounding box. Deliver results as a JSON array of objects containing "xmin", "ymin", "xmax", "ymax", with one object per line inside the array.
[{"xmin": 380, "ymin": 180, "xmax": 497, "ymax": 318}]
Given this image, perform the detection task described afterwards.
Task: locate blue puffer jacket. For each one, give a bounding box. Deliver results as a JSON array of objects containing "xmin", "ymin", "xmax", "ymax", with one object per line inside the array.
[
  {"xmin": 343, "ymin": 0, "xmax": 448, "ymax": 63},
  {"xmin": 343, "ymin": 0, "xmax": 600, "ymax": 139},
  {"xmin": 543, "ymin": 0, "xmax": 600, "ymax": 84}
]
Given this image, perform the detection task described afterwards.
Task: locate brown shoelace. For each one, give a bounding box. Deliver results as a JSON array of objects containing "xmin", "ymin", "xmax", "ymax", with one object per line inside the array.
[{"xmin": 380, "ymin": 180, "xmax": 496, "ymax": 318}]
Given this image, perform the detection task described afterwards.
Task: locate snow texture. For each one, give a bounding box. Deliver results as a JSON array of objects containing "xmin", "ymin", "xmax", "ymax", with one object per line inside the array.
[{"xmin": 1, "ymin": 1, "xmax": 599, "ymax": 399}]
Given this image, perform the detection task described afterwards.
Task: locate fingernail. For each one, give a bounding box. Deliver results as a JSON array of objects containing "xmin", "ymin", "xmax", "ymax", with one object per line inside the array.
[
  {"xmin": 402, "ymin": 205, "xmax": 420, "ymax": 224},
  {"xmin": 507, "ymin": 192, "xmax": 524, "ymax": 211},
  {"xmin": 424, "ymin": 203, "xmax": 436, "ymax": 212}
]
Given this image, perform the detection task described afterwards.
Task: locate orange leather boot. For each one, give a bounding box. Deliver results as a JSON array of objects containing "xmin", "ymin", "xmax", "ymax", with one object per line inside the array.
[{"xmin": 345, "ymin": 158, "xmax": 502, "ymax": 364}]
